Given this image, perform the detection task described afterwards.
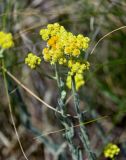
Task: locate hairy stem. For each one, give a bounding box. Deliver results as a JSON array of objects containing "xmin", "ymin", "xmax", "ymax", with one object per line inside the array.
[
  {"xmin": 71, "ymin": 77, "xmax": 96, "ymax": 160},
  {"xmin": 55, "ymin": 64, "xmax": 83, "ymax": 160}
]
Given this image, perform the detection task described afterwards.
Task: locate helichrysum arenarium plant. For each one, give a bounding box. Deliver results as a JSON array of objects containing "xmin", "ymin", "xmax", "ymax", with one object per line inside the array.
[
  {"xmin": 25, "ymin": 22, "xmax": 97, "ymax": 160},
  {"xmin": 0, "ymin": 19, "xmax": 122, "ymax": 159}
]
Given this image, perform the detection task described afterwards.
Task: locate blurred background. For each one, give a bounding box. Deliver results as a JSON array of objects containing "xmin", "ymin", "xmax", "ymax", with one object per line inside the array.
[{"xmin": 0, "ymin": 0, "xmax": 126, "ymax": 159}]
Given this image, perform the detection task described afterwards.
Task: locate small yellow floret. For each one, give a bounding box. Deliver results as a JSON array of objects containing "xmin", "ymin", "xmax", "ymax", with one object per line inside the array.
[
  {"xmin": 73, "ymin": 49, "xmax": 80, "ymax": 56},
  {"xmin": 0, "ymin": 31, "xmax": 14, "ymax": 49},
  {"xmin": 59, "ymin": 58, "xmax": 67, "ymax": 65},
  {"xmin": 25, "ymin": 53, "xmax": 41, "ymax": 69},
  {"xmin": 47, "ymin": 36, "xmax": 58, "ymax": 48}
]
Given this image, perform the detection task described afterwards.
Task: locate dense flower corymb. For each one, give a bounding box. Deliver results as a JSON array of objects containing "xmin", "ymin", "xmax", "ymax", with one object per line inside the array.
[
  {"xmin": 104, "ymin": 143, "xmax": 120, "ymax": 159},
  {"xmin": 0, "ymin": 31, "xmax": 14, "ymax": 49},
  {"xmin": 25, "ymin": 53, "xmax": 41, "ymax": 69},
  {"xmin": 40, "ymin": 23, "xmax": 90, "ymax": 90},
  {"xmin": 40, "ymin": 23, "xmax": 90, "ymax": 64}
]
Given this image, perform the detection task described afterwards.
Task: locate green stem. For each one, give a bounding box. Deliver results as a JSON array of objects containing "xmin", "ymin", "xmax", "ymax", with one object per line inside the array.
[
  {"xmin": 55, "ymin": 64, "xmax": 61, "ymax": 89},
  {"xmin": 71, "ymin": 77, "xmax": 96, "ymax": 160},
  {"xmin": 55, "ymin": 64, "xmax": 83, "ymax": 160},
  {"xmin": 2, "ymin": 0, "xmax": 12, "ymax": 30}
]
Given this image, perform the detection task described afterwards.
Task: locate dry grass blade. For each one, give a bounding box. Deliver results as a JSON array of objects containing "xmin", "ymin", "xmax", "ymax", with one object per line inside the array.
[
  {"xmin": 14, "ymin": 22, "xmax": 44, "ymax": 40},
  {"xmin": 90, "ymin": 26, "xmax": 126, "ymax": 54},
  {"xmin": 34, "ymin": 115, "xmax": 109, "ymax": 139},
  {"xmin": 2, "ymin": 67, "xmax": 62, "ymax": 115},
  {"xmin": 2, "ymin": 60, "xmax": 29, "ymax": 160}
]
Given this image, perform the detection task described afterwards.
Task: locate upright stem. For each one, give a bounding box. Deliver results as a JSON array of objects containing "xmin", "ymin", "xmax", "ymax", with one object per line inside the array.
[
  {"xmin": 55, "ymin": 64, "xmax": 83, "ymax": 160},
  {"xmin": 71, "ymin": 77, "xmax": 96, "ymax": 160}
]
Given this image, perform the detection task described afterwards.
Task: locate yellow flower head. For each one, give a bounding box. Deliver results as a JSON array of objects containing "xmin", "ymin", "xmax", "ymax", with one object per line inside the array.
[
  {"xmin": 40, "ymin": 23, "xmax": 90, "ymax": 63},
  {"xmin": 0, "ymin": 31, "xmax": 14, "ymax": 49},
  {"xmin": 40, "ymin": 23, "xmax": 90, "ymax": 90},
  {"xmin": 25, "ymin": 53, "xmax": 41, "ymax": 69},
  {"xmin": 104, "ymin": 143, "xmax": 120, "ymax": 159}
]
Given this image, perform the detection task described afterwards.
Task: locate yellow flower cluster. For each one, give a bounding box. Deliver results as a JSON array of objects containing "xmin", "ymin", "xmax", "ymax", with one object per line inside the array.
[
  {"xmin": 40, "ymin": 23, "xmax": 90, "ymax": 90},
  {"xmin": 25, "ymin": 53, "xmax": 41, "ymax": 69},
  {"xmin": 66, "ymin": 60, "xmax": 90, "ymax": 90},
  {"xmin": 0, "ymin": 31, "xmax": 14, "ymax": 49},
  {"xmin": 66, "ymin": 74, "xmax": 85, "ymax": 91},
  {"xmin": 104, "ymin": 143, "xmax": 120, "ymax": 159}
]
